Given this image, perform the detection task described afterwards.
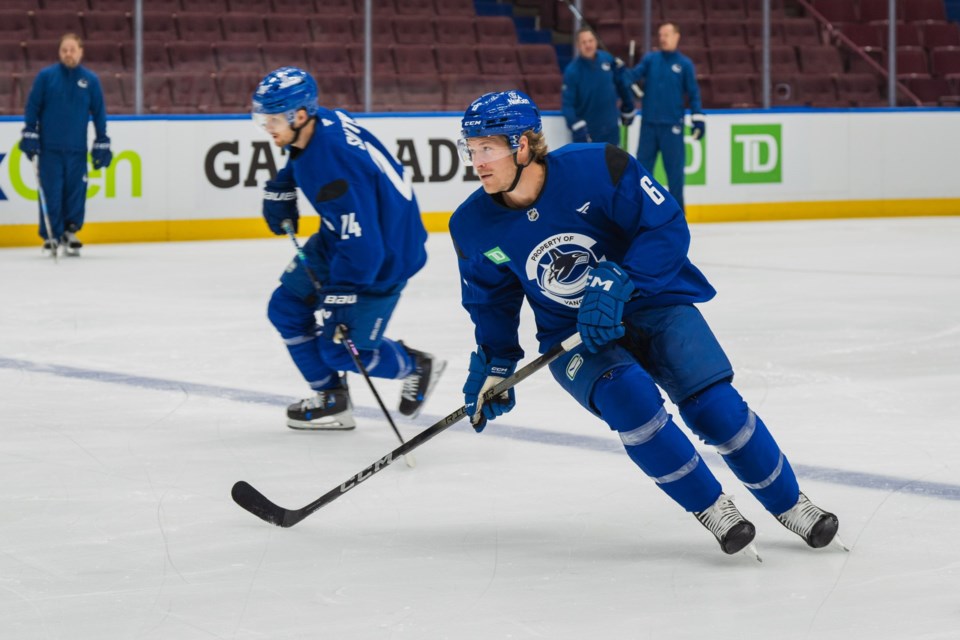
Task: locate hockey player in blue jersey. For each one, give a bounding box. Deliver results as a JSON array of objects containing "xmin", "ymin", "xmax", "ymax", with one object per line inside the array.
[
  {"xmin": 625, "ymin": 22, "xmax": 704, "ymax": 212},
  {"xmin": 252, "ymin": 67, "xmax": 445, "ymax": 430},
  {"xmin": 450, "ymin": 90, "xmax": 841, "ymax": 556}
]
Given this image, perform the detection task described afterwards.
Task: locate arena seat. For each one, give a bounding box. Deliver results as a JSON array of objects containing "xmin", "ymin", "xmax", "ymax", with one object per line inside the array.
[
  {"xmin": 477, "ymin": 45, "xmax": 522, "ymax": 75},
  {"xmin": 142, "ymin": 12, "xmax": 177, "ymax": 42},
  {"xmin": 931, "ymin": 46, "xmax": 960, "ymax": 79},
  {"xmin": 394, "ymin": 16, "xmax": 434, "ymax": 45},
  {"xmin": 0, "ymin": 10, "xmax": 33, "ymax": 41},
  {"xmin": 516, "ymin": 44, "xmax": 560, "ymax": 75},
  {"xmin": 434, "ymin": 45, "xmax": 478, "ymax": 76},
  {"xmin": 316, "ymin": 74, "xmax": 361, "ymax": 112},
  {"xmin": 347, "ymin": 44, "xmax": 395, "ymax": 74},
  {"xmin": 32, "ymin": 10, "xmax": 84, "ymax": 40},
  {"xmin": 397, "ymin": 73, "xmax": 444, "ymax": 110},
  {"xmin": 753, "ymin": 44, "xmax": 801, "ymax": 75},
  {"xmin": 835, "ymin": 73, "xmax": 884, "ymax": 105},
  {"xmin": 0, "ymin": 41, "xmax": 27, "ymax": 74},
  {"xmin": 706, "ymin": 22, "xmax": 747, "ymax": 48},
  {"xmin": 474, "ymin": 16, "xmax": 518, "ymax": 45},
  {"xmin": 393, "ymin": 44, "xmax": 437, "ymax": 75},
  {"xmin": 215, "ymin": 42, "xmax": 264, "ymax": 72},
  {"xmin": 394, "ymin": 0, "xmax": 434, "ymax": 17},
  {"xmin": 904, "ymin": 0, "xmax": 948, "ymax": 24},
  {"xmin": 523, "ymin": 73, "xmax": 563, "ymax": 110},
  {"xmin": 705, "ymin": 75, "xmax": 756, "ymax": 107},
  {"xmin": 180, "ymin": 0, "xmax": 230, "ymax": 14},
  {"xmin": 304, "ymin": 43, "xmax": 352, "ymax": 74},
  {"xmin": 704, "ymin": 0, "xmax": 747, "ymax": 22},
  {"xmin": 308, "ymin": 15, "xmax": 356, "ymax": 44},
  {"xmin": 782, "ymin": 19, "xmax": 822, "ymax": 46},
  {"xmin": 82, "ymin": 11, "xmax": 132, "ymax": 41},
  {"xmin": 710, "ymin": 46, "xmax": 756, "ymax": 75},
  {"xmin": 176, "ymin": 13, "xmax": 223, "ymax": 42},
  {"xmin": 921, "ymin": 22, "xmax": 960, "ymax": 49},
  {"xmin": 83, "ymin": 42, "xmax": 125, "ymax": 73},
  {"xmin": 440, "ymin": 0, "xmax": 476, "ymax": 16},
  {"xmin": 166, "ymin": 41, "xmax": 218, "ymax": 73},
  {"xmin": 227, "ymin": 0, "xmax": 273, "ymax": 14},
  {"xmin": 217, "ymin": 71, "xmax": 263, "ymax": 110},
  {"xmin": 744, "ymin": 19, "xmax": 786, "ymax": 46},
  {"xmin": 798, "ymin": 45, "xmax": 845, "ymax": 74},
  {"xmin": 434, "ymin": 16, "xmax": 476, "ymax": 45},
  {"xmin": 811, "ymin": 0, "xmax": 858, "ymax": 24},
  {"xmin": 262, "ymin": 42, "xmax": 307, "ymax": 70},
  {"xmin": 263, "ymin": 15, "xmax": 312, "ymax": 43},
  {"xmin": 664, "ymin": 0, "xmax": 706, "ymax": 22},
  {"xmin": 221, "ymin": 14, "xmax": 267, "ymax": 43},
  {"xmin": 121, "ymin": 41, "xmax": 172, "ymax": 73},
  {"xmin": 24, "ymin": 40, "xmax": 62, "ymax": 72}
]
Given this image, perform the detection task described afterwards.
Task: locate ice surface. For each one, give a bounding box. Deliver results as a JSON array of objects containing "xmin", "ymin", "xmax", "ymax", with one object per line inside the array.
[{"xmin": 1, "ymin": 217, "xmax": 958, "ymax": 639}]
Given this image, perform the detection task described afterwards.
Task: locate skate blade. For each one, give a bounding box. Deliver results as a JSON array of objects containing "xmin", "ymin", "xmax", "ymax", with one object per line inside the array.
[
  {"xmin": 830, "ymin": 535, "xmax": 850, "ymax": 552},
  {"xmin": 742, "ymin": 542, "xmax": 763, "ymax": 563},
  {"xmin": 286, "ymin": 419, "xmax": 356, "ymax": 431}
]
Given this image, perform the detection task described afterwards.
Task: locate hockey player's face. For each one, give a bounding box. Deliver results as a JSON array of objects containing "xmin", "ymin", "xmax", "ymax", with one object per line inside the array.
[
  {"xmin": 59, "ymin": 38, "xmax": 82, "ymax": 68},
  {"xmin": 462, "ymin": 136, "xmax": 516, "ymax": 193}
]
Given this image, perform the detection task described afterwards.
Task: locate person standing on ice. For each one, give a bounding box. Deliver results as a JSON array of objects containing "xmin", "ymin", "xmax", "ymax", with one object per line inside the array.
[
  {"xmin": 449, "ymin": 90, "xmax": 842, "ymax": 557},
  {"xmin": 252, "ymin": 66, "xmax": 444, "ymax": 430},
  {"xmin": 19, "ymin": 33, "xmax": 112, "ymax": 256}
]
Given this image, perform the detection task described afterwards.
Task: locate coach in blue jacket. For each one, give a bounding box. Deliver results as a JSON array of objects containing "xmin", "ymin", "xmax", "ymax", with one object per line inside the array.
[
  {"xmin": 562, "ymin": 27, "xmax": 636, "ymax": 146},
  {"xmin": 20, "ymin": 33, "xmax": 112, "ymax": 254},
  {"xmin": 627, "ymin": 22, "xmax": 704, "ymax": 213}
]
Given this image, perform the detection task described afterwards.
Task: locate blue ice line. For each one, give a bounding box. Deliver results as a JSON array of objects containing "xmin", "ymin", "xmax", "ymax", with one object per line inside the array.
[{"xmin": 3, "ymin": 356, "xmax": 959, "ymax": 502}]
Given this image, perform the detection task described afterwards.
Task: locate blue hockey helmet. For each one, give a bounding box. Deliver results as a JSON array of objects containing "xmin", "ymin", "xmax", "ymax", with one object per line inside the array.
[
  {"xmin": 458, "ymin": 90, "xmax": 542, "ymax": 163},
  {"xmin": 252, "ymin": 66, "xmax": 319, "ymax": 129}
]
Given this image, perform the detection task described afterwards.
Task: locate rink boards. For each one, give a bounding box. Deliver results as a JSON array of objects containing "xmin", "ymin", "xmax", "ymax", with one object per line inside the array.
[{"xmin": 1, "ymin": 108, "xmax": 959, "ymax": 246}]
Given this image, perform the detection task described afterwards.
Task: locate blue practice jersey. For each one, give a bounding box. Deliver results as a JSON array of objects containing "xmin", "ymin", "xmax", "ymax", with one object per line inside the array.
[
  {"xmin": 24, "ymin": 63, "xmax": 108, "ymax": 152},
  {"xmin": 628, "ymin": 51, "xmax": 702, "ymax": 125},
  {"xmin": 286, "ymin": 107, "xmax": 427, "ymax": 294},
  {"xmin": 449, "ymin": 143, "xmax": 715, "ymax": 361}
]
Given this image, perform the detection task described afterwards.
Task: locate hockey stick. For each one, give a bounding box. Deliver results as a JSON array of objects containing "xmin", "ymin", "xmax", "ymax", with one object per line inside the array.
[
  {"xmin": 280, "ymin": 219, "xmax": 414, "ymax": 466},
  {"xmin": 32, "ymin": 156, "xmax": 58, "ymax": 263},
  {"xmin": 337, "ymin": 325, "xmax": 416, "ymax": 468},
  {"xmin": 231, "ymin": 332, "xmax": 583, "ymax": 528}
]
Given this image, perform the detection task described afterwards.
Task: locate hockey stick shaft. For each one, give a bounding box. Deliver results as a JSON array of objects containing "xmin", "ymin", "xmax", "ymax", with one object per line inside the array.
[
  {"xmin": 232, "ymin": 332, "xmax": 583, "ymax": 527},
  {"xmin": 280, "ymin": 219, "xmax": 414, "ymax": 466},
  {"xmin": 337, "ymin": 325, "xmax": 416, "ymax": 468},
  {"xmin": 32, "ymin": 156, "xmax": 58, "ymax": 263}
]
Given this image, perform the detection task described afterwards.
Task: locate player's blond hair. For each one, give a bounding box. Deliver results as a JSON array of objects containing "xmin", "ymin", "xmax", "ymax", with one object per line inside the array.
[{"xmin": 524, "ymin": 130, "xmax": 549, "ymax": 164}]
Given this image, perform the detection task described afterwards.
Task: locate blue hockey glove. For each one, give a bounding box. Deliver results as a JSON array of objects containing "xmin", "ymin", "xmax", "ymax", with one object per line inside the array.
[
  {"xmin": 620, "ymin": 108, "xmax": 636, "ymax": 127},
  {"xmin": 320, "ymin": 290, "xmax": 358, "ymax": 343},
  {"xmin": 462, "ymin": 348, "xmax": 518, "ymax": 432},
  {"xmin": 571, "ymin": 120, "xmax": 591, "ymax": 143},
  {"xmin": 91, "ymin": 136, "xmax": 112, "ymax": 169},
  {"xmin": 577, "ymin": 261, "xmax": 635, "ymax": 354},
  {"xmin": 691, "ymin": 114, "xmax": 706, "ymax": 141},
  {"xmin": 263, "ymin": 177, "xmax": 299, "ymax": 235},
  {"xmin": 19, "ymin": 127, "xmax": 39, "ymax": 160}
]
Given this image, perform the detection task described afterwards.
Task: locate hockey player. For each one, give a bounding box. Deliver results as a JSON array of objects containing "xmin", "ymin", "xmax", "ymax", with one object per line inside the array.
[
  {"xmin": 253, "ymin": 66, "xmax": 444, "ymax": 430},
  {"xmin": 20, "ymin": 33, "xmax": 112, "ymax": 256},
  {"xmin": 625, "ymin": 22, "xmax": 704, "ymax": 213},
  {"xmin": 450, "ymin": 90, "xmax": 840, "ymax": 556},
  {"xmin": 562, "ymin": 27, "xmax": 636, "ymax": 146}
]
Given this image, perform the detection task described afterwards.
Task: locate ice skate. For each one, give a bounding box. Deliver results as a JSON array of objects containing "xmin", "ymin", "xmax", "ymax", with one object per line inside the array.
[
  {"xmin": 61, "ymin": 229, "xmax": 82, "ymax": 257},
  {"xmin": 776, "ymin": 492, "xmax": 846, "ymax": 550},
  {"xmin": 398, "ymin": 344, "xmax": 446, "ymax": 418},
  {"xmin": 695, "ymin": 494, "xmax": 760, "ymax": 559},
  {"xmin": 286, "ymin": 383, "xmax": 355, "ymax": 430},
  {"xmin": 41, "ymin": 237, "xmax": 59, "ymax": 257}
]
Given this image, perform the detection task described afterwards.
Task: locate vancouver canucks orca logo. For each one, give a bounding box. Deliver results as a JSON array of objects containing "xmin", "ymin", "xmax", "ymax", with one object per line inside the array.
[{"xmin": 525, "ymin": 233, "xmax": 604, "ymax": 307}]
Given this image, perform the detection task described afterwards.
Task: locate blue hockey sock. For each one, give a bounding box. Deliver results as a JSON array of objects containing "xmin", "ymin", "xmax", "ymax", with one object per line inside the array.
[
  {"xmin": 593, "ymin": 365, "xmax": 722, "ymax": 513},
  {"xmin": 679, "ymin": 382, "xmax": 799, "ymax": 514}
]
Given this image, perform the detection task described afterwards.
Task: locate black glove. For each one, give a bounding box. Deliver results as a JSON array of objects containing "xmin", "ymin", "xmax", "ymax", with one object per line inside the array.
[
  {"xmin": 571, "ymin": 120, "xmax": 591, "ymax": 143},
  {"xmin": 620, "ymin": 108, "xmax": 636, "ymax": 127},
  {"xmin": 91, "ymin": 136, "xmax": 112, "ymax": 169},
  {"xmin": 691, "ymin": 114, "xmax": 706, "ymax": 141},
  {"xmin": 262, "ymin": 177, "xmax": 299, "ymax": 235},
  {"xmin": 19, "ymin": 127, "xmax": 39, "ymax": 160}
]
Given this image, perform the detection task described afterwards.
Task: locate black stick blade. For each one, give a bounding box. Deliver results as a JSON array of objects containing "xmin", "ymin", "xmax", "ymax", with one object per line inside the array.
[{"xmin": 232, "ymin": 480, "xmax": 291, "ymax": 527}]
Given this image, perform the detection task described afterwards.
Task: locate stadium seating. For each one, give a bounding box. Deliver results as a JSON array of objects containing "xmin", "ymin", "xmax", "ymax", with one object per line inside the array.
[{"xmin": 7, "ymin": 0, "xmax": 958, "ymax": 114}]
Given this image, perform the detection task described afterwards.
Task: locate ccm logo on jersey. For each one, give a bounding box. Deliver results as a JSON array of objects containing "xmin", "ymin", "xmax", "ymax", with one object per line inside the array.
[
  {"xmin": 323, "ymin": 294, "xmax": 357, "ymax": 305},
  {"xmin": 264, "ymin": 191, "xmax": 297, "ymax": 201}
]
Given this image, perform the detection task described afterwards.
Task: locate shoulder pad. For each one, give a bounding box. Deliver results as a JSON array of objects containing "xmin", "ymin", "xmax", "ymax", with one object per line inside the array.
[
  {"xmin": 604, "ymin": 144, "xmax": 630, "ymax": 186},
  {"xmin": 316, "ymin": 179, "xmax": 348, "ymax": 202}
]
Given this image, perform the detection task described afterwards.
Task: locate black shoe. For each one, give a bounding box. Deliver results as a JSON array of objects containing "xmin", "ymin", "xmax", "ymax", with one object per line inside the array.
[
  {"xmin": 42, "ymin": 238, "xmax": 59, "ymax": 252},
  {"xmin": 61, "ymin": 230, "xmax": 82, "ymax": 256},
  {"xmin": 286, "ymin": 384, "xmax": 355, "ymax": 430},
  {"xmin": 695, "ymin": 494, "xmax": 757, "ymax": 555},
  {"xmin": 398, "ymin": 344, "xmax": 446, "ymax": 418},
  {"xmin": 776, "ymin": 493, "xmax": 840, "ymax": 549}
]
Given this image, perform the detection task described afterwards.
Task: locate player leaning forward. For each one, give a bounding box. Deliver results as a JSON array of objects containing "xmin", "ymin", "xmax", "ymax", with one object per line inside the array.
[
  {"xmin": 450, "ymin": 90, "xmax": 843, "ymax": 556},
  {"xmin": 252, "ymin": 67, "xmax": 444, "ymax": 430}
]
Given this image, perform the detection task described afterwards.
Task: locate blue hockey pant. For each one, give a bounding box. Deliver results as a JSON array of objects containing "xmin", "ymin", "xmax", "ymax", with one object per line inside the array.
[
  {"xmin": 37, "ymin": 149, "xmax": 88, "ymax": 240},
  {"xmin": 267, "ymin": 238, "xmax": 413, "ymax": 391},
  {"xmin": 637, "ymin": 120, "xmax": 686, "ymax": 212},
  {"xmin": 549, "ymin": 304, "xmax": 800, "ymax": 515}
]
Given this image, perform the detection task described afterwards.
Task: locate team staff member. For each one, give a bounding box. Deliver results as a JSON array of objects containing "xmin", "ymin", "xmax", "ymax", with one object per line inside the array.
[
  {"xmin": 562, "ymin": 27, "xmax": 636, "ymax": 146},
  {"xmin": 20, "ymin": 33, "xmax": 112, "ymax": 255},
  {"xmin": 626, "ymin": 22, "xmax": 704, "ymax": 212}
]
